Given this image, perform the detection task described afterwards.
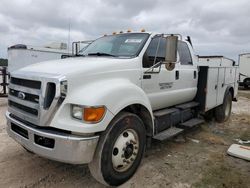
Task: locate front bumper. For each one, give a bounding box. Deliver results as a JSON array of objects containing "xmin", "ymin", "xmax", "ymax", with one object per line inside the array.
[{"xmin": 6, "ymin": 111, "xmax": 99, "ymax": 164}]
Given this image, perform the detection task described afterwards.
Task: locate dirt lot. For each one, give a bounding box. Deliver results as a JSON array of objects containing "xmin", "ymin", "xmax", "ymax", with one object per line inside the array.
[{"xmin": 0, "ymin": 90, "xmax": 249, "ymax": 188}]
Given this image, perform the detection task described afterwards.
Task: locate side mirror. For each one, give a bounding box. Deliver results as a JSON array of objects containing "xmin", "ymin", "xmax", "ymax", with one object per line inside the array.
[{"xmin": 165, "ymin": 35, "xmax": 178, "ymax": 71}]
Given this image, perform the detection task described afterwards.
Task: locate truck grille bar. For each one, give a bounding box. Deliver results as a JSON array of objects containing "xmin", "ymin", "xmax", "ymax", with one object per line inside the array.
[
  {"xmin": 9, "ymin": 100, "xmax": 38, "ymax": 116},
  {"xmin": 10, "ymin": 77, "xmax": 41, "ymax": 89},
  {"xmin": 9, "ymin": 88, "xmax": 39, "ymax": 103}
]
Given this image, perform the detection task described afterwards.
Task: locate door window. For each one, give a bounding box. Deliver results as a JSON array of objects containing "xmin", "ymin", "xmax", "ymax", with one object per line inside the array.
[
  {"xmin": 143, "ymin": 37, "xmax": 166, "ymax": 68},
  {"xmin": 178, "ymin": 41, "xmax": 193, "ymax": 65},
  {"xmin": 143, "ymin": 37, "xmax": 193, "ymax": 68}
]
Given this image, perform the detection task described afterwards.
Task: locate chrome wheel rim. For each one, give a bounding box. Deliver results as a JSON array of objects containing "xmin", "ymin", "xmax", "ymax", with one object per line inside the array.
[{"xmin": 112, "ymin": 129, "xmax": 139, "ymax": 172}]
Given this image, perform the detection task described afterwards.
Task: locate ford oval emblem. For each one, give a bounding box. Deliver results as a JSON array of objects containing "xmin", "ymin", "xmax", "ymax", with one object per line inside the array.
[{"xmin": 17, "ymin": 92, "xmax": 26, "ymax": 100}]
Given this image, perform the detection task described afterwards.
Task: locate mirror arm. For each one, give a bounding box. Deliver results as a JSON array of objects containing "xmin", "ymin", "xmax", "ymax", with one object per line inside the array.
[
  {"xmin": 153, "ymin": 36, "xmax": 162, "ymax": 66},
  {"xmin": 144, "ymin": 61, "xmax": 163, "ymax": 73}
]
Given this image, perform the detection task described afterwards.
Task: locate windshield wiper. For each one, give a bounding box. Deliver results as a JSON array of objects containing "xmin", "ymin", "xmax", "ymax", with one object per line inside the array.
[
  {"xmin": 87, "ymin": 52, "xmax": 117, "ymax": 57},
  {"xmin": 61, "ymin": 54, "xmax": 85, "ymax": 59}
]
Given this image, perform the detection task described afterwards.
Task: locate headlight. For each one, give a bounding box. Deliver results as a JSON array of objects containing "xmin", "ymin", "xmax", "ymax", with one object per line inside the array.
[
  {"xmin": 60, "ymin": 80, "xmax": 68, "ymax": 98},
  {"xmin": 72, "ymin": 105, "xmax": 83, "ymax": 120},
  {"xmin": 71, "ymin": 104, "xmax": 106, "ymax": 123}
]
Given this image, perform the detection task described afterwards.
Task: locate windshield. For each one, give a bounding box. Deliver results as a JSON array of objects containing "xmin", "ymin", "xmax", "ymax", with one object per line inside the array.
[{"xmin": 81, "ymin": 33, "xmax": 150, "ymax": 58}]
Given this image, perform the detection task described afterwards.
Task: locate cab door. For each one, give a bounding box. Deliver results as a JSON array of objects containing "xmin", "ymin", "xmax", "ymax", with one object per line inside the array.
[
  {"xmin": 141, "ymin": 36, "xmax": 197, "ymax": 111},
  {"xmin": 176, "ymin": 41, "xmax": 198, "ymax": 105}
]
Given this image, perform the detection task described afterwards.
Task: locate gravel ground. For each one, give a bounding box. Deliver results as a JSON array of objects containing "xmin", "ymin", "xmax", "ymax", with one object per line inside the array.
[{"xmin": 0, "ymin": 90, "xmax": 249, "ymax": 188}]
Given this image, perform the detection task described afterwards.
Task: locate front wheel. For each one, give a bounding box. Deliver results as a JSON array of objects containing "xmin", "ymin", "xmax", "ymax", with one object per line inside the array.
[
  {"xmin": 214, "ymin": 91, "xmax": 232, "ymax": 123},
  {"xmin": 88, "ymin": 112, "xmax": 146, "ymax": 186}
]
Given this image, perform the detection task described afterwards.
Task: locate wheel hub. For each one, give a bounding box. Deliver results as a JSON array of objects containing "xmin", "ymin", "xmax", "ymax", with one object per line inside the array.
[
  {"xmin": 124, "ymin": 144, "xmax": 134, "ymax": 159},
  {"xmin": 112, "ymin": 129, "xmax": 139, "ymax": 172}
]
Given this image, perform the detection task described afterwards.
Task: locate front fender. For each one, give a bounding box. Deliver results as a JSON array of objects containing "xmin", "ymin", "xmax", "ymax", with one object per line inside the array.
[{"xmin": 51, "ymin": 78, "xmax": 154, "ymax": 134}]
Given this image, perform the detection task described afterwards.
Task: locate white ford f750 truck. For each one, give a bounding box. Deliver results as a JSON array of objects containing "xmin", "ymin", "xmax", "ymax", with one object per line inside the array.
[{"xmin": 6, "ymin": 32, "xmax": 238, "ymax": 186}]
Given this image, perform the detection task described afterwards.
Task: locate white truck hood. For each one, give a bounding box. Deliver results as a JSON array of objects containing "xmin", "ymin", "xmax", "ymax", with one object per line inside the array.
[{"xmin": 14, "ymin": 57, "xmax": 135, "ymax": 77}]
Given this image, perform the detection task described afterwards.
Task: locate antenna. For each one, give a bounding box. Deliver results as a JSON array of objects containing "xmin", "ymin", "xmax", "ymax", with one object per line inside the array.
[{"xmin": 67, "ymin": 19, "xmax": 71, "ymax": 54}]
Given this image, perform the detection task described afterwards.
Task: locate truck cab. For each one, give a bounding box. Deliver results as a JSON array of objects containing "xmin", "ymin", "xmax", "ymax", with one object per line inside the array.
[
  {"xmin": 141, "ymin": 34, "xmax": 198, "ymax": 110},
  {"xmin": 5, "ymin": 31, "xmax": 238, "ymax": 186}
]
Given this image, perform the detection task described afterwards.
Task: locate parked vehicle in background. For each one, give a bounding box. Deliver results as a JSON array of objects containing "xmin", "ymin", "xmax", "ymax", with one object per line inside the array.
[
  {"xmin": 7, "ymin": 41, "xmax": 92, "ymax": 73},
  {"xmin": 7, "ymin": 42, "xmax": 69, "ymax": 73},
  {"xmin": 239, "ymin": 53, "xmax": 250, "ymax": 88},
  {"xmin": 5, "ymin": 31, "xmax": 239, "ymax": 186}
]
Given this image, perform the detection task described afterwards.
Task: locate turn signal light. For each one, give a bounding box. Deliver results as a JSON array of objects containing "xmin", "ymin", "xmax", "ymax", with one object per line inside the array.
[{"xmin": 84, "ymin": 106, "xmax": 106, "ymax": 123}]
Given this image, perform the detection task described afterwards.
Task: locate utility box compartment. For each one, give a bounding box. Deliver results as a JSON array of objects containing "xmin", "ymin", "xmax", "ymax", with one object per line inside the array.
[{"xmin": 196, "ymin": 56, "xmax": 239, "ymax": 112}]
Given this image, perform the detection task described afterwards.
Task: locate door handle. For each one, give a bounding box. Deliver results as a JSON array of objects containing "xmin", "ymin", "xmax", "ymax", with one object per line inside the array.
[
  {"xmin": 143, "ymin": 75, "xmax": 151, "ymax": 79},
  {"xmin": 175, "ymin": 71, "xmax": 179, "ymax": 80},
  {"xmin": 194, "ymin": 71, "xmax": 197, "ymax": 79}
]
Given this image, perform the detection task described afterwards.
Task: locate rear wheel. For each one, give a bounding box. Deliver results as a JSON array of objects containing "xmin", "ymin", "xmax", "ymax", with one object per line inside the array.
[
  {"xmin": 88, "ymin": 112, "xmax": 146, "ymax": 186},
  {"xmin": 243, "ymin": 78, "xmax": 250, "ymax": 89},
  {"xmin": 215, "ymin": 91, "xmax": 232, "ymax": 123}
]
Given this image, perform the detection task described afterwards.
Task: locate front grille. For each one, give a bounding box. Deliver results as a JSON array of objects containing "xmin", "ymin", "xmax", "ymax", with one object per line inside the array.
[
  {"xmin": 9, "ymin": 100, "xmax": 38, "ymax": 116},
  {"xmin": 8, "ymin": 74, "xmax": 64, "ymax": 127},
  {"xmin": 10, "ymin": 77, "xmax": 41, "ymax": 89},
  {"xmin": 9, "ymin": 89, "xmax": 39, "ymax": 103}
]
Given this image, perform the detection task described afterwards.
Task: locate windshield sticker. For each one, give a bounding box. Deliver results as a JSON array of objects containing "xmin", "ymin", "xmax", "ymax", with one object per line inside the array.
[{"xmin": 125, "ymin": 39, "xmax": 143, "ymax": 43}]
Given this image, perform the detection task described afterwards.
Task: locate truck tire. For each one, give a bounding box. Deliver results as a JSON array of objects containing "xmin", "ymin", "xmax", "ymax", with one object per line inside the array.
[
  {"xmin": 214, "ymin": 91, "xmax": 232, "ymax": 123},
  {"xmin": 203, "ymin": 109, "xmax": 214, "ymax": 121},
  {"xmin": 88, "ymin": 112, "xmax": 146, "ymax": 186},
  {"xmin": 243, "ymin": 78, "xmax": 250, "ymax": 89}
]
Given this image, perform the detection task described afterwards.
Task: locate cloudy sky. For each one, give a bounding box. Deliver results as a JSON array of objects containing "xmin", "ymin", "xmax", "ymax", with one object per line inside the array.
[{"xmin": 0, "ymin": 0, "xmax": 250, "ymax": 60}]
